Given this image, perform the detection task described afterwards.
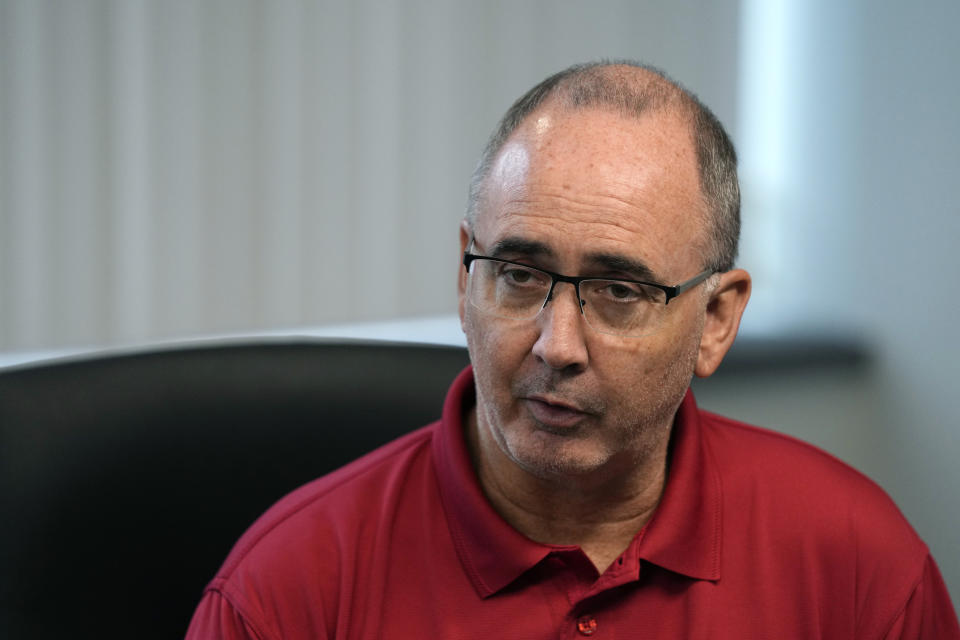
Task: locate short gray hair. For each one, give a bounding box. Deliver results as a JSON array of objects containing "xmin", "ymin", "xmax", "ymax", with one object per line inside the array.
[{"xmin": 465, "ymin": 61, "xmax": 740, "ymax": 272}]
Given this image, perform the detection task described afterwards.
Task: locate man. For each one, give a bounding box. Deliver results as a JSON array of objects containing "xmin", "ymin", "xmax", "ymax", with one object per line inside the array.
[{"xmin": 187, "ymin": 62, "xmax": 959, "ymax": 638}]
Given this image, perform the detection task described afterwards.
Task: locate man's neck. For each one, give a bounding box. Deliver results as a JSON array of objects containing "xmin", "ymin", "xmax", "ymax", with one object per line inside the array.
[{"xmin": 464, "ymin": 407, "xmax": 672, "ymax": 574}]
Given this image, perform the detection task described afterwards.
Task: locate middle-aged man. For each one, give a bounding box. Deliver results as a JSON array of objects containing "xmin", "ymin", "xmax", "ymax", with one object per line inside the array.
[{"xmin": 187, "ymin": 62, "xmax": 960, "ymax": 638}]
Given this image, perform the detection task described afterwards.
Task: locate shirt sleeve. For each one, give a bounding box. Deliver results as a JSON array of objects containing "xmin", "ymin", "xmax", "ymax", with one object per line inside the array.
[
  {"xmin": 884, "ymin": 554, "xmax": 960, "ymax": 639},
  {"xmin": 185, "ymin": 589, "xmax": 269, "ymax": 640}
]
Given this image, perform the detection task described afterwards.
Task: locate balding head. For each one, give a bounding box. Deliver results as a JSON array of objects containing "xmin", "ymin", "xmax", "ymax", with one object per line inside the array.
[{"xmin": 466, "ymin": 61, "xmax": 740, "ymax": 272}]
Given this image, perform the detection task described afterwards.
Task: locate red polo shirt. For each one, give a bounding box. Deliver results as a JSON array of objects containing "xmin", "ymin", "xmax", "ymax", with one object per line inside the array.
[{"xmin": 187, "ymin": 367, "xmax": 959, "ymax": 639}]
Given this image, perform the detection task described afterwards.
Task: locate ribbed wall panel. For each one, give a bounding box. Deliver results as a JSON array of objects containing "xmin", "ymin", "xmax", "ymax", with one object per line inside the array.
[{"xmin": 0, "ymin": 0, "xmax": 740, "ymax": 350}]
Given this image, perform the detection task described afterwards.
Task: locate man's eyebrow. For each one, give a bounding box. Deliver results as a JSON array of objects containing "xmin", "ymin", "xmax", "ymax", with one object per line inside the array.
[
  {"xmin": 487, "ymin": 237, "xmax": 555, "ymax": 260},
  {"xmin": 584, "ymin": 252, "xmax": 660, "ymax": 282},
  {"xmin": 482, "ymin": 237, "xmax": 661, "ymax": 282}
]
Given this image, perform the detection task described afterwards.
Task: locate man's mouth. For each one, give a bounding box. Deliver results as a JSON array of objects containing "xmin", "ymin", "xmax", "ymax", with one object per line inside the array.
[{"xmin": 522, "ymin": 395, "xmax": 591, "ymax": 430}]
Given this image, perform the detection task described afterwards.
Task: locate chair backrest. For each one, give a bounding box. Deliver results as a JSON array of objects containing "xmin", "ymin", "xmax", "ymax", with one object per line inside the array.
[{"xmin": 0, "ymin": 339, "xmax": 470, "ymax": 639}]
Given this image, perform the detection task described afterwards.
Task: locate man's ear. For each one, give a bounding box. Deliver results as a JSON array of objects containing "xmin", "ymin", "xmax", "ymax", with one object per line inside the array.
[
  {"xmin": 458, "ymin": 220, "xmax": 471, "ymax": 331},
  {"xmin": 695, "ymin": 269, "xmax": 751, "ymax": 378}
]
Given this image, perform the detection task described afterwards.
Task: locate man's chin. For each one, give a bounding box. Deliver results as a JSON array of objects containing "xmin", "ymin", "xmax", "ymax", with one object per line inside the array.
[{"xmin": 505, "ymin": 438, "xmax": 609, "ymax": 479}]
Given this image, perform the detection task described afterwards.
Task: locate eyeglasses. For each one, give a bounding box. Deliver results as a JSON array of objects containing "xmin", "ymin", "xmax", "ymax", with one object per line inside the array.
[{"xmin": 462, "ymin": 251, "xmax": 713, "ymax": 338}]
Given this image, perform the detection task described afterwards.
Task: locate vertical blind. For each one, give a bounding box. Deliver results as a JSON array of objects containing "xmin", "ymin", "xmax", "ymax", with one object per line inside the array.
[{"xmin": 0, "ymin": 0, "xmax": 739, "ymax": 351}]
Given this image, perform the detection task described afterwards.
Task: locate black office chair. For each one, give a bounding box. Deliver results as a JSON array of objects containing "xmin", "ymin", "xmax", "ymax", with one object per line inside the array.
[{"xmin": 0, "ymin": 338, "xmax": 470, "ymax": 639}]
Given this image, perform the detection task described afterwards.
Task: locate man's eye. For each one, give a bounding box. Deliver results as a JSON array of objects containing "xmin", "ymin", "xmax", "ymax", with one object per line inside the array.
[
  {"xmin": 502, "ymin": 268, "xmax": 537, "ymax": 285},
  {"xmin": 596, "ymin": 281, "xmax": 647, "ymax": 302},
  {"xmin": 507, "ymin": 269, "xmax": 529, "ymax": 282}
]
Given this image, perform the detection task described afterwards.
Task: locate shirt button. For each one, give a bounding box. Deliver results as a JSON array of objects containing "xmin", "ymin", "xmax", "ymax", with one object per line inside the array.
[{"xmin": 576, "ymin": 615, "xmax": 597, "ymax": 636}]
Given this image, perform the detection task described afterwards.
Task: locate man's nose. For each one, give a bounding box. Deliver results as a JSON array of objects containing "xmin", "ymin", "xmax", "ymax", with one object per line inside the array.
[{"xmin": 531, "ymin": 282, "xmax": 589, "ymax": 372}]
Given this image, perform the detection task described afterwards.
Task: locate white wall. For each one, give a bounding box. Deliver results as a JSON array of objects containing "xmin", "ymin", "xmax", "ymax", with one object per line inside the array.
[
  {"xmin": 847, "ymin": 0, "xmax": 960, "ymax": 606},
  {"xmin": 712, "ymin": 0, "xmax": 960, "ymax": 609},
  {"xmin": 0, "ymin": 0, "xmax": 739, "ymax": 351}
]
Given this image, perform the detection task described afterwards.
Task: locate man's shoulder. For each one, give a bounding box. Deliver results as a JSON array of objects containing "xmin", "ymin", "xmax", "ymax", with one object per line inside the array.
[
  {"xmin": 698, "ymin": 408, "xmax": 927, "ymax": 570},
  {"xmin": 695, "ymin": 408, "xmax": 938, "ymax": 634},
  {"xmin": 699, "ymin": 409, "xmax": 900, "ymax": 505},
  {"xmin": 212, "ymin": 422, "xmax": 439, "ymax": 582}
]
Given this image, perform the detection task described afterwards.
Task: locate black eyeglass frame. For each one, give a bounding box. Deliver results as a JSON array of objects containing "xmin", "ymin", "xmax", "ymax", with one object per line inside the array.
[{"xmin": 462, "ymin": 252, "xmax": 714, "ymax": 307}]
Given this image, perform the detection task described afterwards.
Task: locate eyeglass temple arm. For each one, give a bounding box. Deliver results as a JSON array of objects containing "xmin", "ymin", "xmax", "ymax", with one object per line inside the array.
[{"xmin": 663, "ymin": 269, "xmax": 714, "ymax": 304}]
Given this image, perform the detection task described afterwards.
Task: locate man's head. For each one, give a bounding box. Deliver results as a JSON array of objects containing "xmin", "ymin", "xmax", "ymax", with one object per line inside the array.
[
  {"xmin": 466, "ymin": 61, "xmax": 741, "ymax": 273},
  {"xmin": 457, "ymin": 62, "xmax": 750, "ymax": 483}
]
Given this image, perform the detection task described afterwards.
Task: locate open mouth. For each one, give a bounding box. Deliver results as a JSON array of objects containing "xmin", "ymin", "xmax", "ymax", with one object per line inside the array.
[{"xmin": 523, "ymin": 397, "xmax": 590, "ymax": 430}]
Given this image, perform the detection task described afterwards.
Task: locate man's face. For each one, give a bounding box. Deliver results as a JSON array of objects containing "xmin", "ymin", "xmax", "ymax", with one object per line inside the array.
[{"xmin": 459, "ymin": 106, "xmax": 712, "ymax": 480}]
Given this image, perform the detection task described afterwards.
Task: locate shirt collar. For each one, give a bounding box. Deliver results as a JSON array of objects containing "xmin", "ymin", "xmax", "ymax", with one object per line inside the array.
[
  {"xmin": 634, "ymin": 389, "xmax": 722, "ymax": 581},
  {"xmin": 433, "ymin": 367, "xmax": 559, "ymax": 598},
  {"xmin": 434, "ymin": 367, "xmax": 722, "ymax": 598}
]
